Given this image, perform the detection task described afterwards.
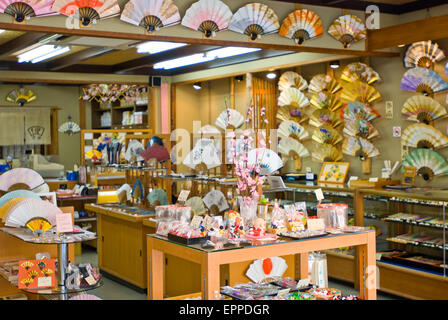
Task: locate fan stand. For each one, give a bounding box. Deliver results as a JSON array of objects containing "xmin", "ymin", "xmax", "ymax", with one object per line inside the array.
[
  {"xmin": 289, "ymin": 151, "xmax": 302, "ymax": 171},
  {"xmin": 209, "ymin": 204, "xmax": 220, "ymax": 216},
  {"xmin": 195, "ymin": 163, "xmax": 208, "ymax": 174},
  {"xmin": 117, "ymin": 190, "xmax": 127, "ymax": 204},
  {"xmin": 361, "ymin": 157, "xmax": 372, "ymax": 175}
]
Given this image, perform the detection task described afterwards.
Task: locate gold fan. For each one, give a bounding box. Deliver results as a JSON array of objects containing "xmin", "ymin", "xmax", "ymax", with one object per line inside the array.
[
  {"xmin": 341, "ymin": 62, "xmax": 381, "ymax": 84},
  {"xmin": 308, "ymin": 74, "xmax": 342, "ymax": 94},
  {"xmin": 6, "ymin": 87, "xmax": 36, "ymax": 106},
  {"xmin": 25, "ymin": 217, "xmax": 53, "ymax": 233},
  {"xmin": 276, "ymin": 106, "xmax": 308, "ymax": 124},
  {"xmin": 278, "ymin": 71, "xmax": 308, "ymax": 92},
  {"xmin": 312, "ymin": 144, "xmax": 343, "ymax": 163},
  {"xmin": 309, "ymin": 109, "xmax": 343, "ymax": 128},
  {"xmin": 340, "ymin": 81, "xmax": 381, "ymax": 104},
  {"xmin": 312, "ymin": 125, "xmax": 343, "ymax": 145},
  {"xmin": 310, "ymin": 91, "xmax": 343, "ymax": 112},
  {"xmin": 328, "ymin": 14, "xmax": 366, "ymax": 48}
]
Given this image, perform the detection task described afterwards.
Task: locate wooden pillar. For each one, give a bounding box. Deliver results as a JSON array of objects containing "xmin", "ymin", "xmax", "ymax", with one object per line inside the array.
[{"xmin": 230, "ymin": 77, "xmax": 235, "ymax": 109}]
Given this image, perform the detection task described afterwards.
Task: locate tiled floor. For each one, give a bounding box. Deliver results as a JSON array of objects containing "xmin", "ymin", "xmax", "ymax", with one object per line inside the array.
[{"xmin": 76, "ymin": 246, "xmax": 401, "ymax": 300}]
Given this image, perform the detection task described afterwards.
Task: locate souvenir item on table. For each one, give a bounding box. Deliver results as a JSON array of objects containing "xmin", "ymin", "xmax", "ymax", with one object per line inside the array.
[
  {"xmin": 284, "ymin": 292, "xmax": 316, "ymax": 300},
  {"xmin": 309, "ymin": 109, "xmax": 342, "ymax": 128},
  {"xmin": 0, "ymin": 190, "xmax": 40, "ymax": 208},
  {"xmin": 125, "ymin": 139, "xmax": 145, "ymax": 163},
  {"xmin": 269, "ymin": 277, "xmax": 310, "ymax": 290},
  {"xmin": 402, "ymin": 95, "xmax": 446, "ymax": 124},
  {"xmin": 284, "ymin": 202, "xmax": 307, "ymax": 232},
  {"xmin": 279, "ymin": 9, "xmax": 323, "ymax": 45},
  {"xmin": 401, "ymin": 123, "xmax": 448, "ymax": 149},
  {"xmin": 328, "ymin": 14, "xmax": 366, "ymax": 48},
  {"xmin": 278, "ymin": 87, "xmax": 310, "ymax": 109},
  {"xmin": 401, "ymin": 67, "xmax": 448, "ymax": 95},
  {"xmin": 18, "ymin": 259, "xmax": 55, "ymax": 289},
  {"xmin": 70, "ymin": 294, "xmax": 102, "ymax": 300},
  {"xmin": 404, "ymin": 41, "xmax": 445, "ymax": 69},
  {"xmin": 268, "ymin": 203, "xmax": 287, "ymax": 234},
  {"xmin": 65, "ymin": 263, "xmax": 101, "ymax": 289},
  {"xmin": 0, "ymin": 0, "xmax": 55, "ymax": 24},
  {"xmin": 308, "ymin": 74, "xmax": 342, "ymax": 94},
  {"xmin": 340, "ymin": 101, "xmax": 381, "ymax": 122},
  {"xmin": 330, "ymin": 295, "xmax": 359, "ymax": 300},
  {"xmin": 228, "ymin": 3, "xmax": 279, "ymax": 41},
  {"xmin": 52, "ymin": 0, "xmax": 120, "ymax": 27},
  {"xmin": 277, "ymin": 71, "xmax": 308, "ymax": 92},
  {"xmin": 340, "ymin": 80, "xmax": 382, "ymax": 104},
  {"xmin": 278, "ymin": 137, "xmax": 309, "ymax": 171},
  {"xmin": 181, "ymin": 0, "xmax": 232, "ymax": 38},
  {"xmin": 276, "ymin": 105, "xmax": 308, "ymax": 124},
  {"xmin": 221, "ymin": 283, "xmax": 280, "ymax": 300},
  {"xmin": 278, "ymin": 229, "xmax": 328, "ymax": 239},
  {"xmin": 341, "ymin": 62, "xmax": 381, "ymax": 84},
  {"xmin": 120, "ymin": 0, "xmax": 180, "ymax": 33},
  {"xmin": 226, "ymin": 210, "xmax": 245, "ymax": 238},
  {"xmin": 246, "ymin": 257, "xmax": 288, "ymax": 284},
  {"xmin": 202, "ymin": 190, "xmax": 229, "ymax": 214},
  {"xmin": 342, "ymin": 136, "xmax": 380, "ymax": 159},
  {"xmin": 185, "ymin": 196, "xmax": 206, "ymax": 215},
  {"xmin": 343, "ymin": 118, "xmax": 379, "ymax": 140},
  {"xmin": 317, "ymin": 203, "xmax": 348, "ymax": 230},
  {"xmin": 167, "ymin": 214, "xmax": 208, "ymax": 244},
  {"xmin": 307, "ymin": 287, "xmax": 341, "ymax": 300},
  {"xmin": 0, "ymin": 168, "xmax": 44, "ymax": 192},
  {"xmin": 215, "ymin": 108, "xmax": 245, "ymax": 130},
  {"xmin": 402, "ymin": 148, "xmax": 448, "ymax": 181},
  {"xmin": 155, "ymin": 205, "xmax": 178, "ymax": 236},
  {"xmin": 247, "ymin": 148, "xmax": 283, "ymax": 175},
  {"xmin": 312, "ymin": 144, "xmax": 343, "ymax": 163},
  {"xmin": 310, "ymin": 91, "xmax": 342, "ymax": 112},
  {"xmin": 245, "ymin": 217, "xmax": 270, "ymax": 239},
  {"xmin": 183, "ymin": 138, "xmax": 221, "ymax": 170},
  {"xmin": 312, "ymin": 125, "xmax": 343, "ymax": 145},
  {"xmin": 206, "ymin": 215, "xmax": 226, "ymax": 238},
  {"xmin": 278, "ymin": 120, "xmax": 308, "ymax": 141},
  {"xmin": 147, "ymin": 189, "xmax": 169, "ymax": 206}
]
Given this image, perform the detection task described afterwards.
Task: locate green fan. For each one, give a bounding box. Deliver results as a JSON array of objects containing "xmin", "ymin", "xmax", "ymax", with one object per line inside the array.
[
  {"xmin": 147, "ymin": 189, "xmax": 169, "ymax": 206},
  {"xmin": 185, "ymin": 196, "xmax": 206, "ymax": 215},
  {"xmin": 402, "ymin": 148, "xmax": 448, "ymax": 181}
]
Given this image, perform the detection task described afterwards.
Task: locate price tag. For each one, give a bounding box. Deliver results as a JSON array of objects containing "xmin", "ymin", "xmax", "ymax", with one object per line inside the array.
[
  {"xmin": 178, "ymin": 190, "xmax": 190, "ymax": 202},
  {"xmin": 56, "ymin": 213, "xmax": 73, "ymax": 233},
  {"xmin": 84, "ymin": 275, "xmax": 97, "ymax": 286},
  {"xmin": 306, "ymin": 167, "xmax": 312, "ymax": 173},
  {"xmin": 190, "ymin": 216, "xmax": 203, "ymax": 229},
  {"xmin": 314, "ymin": 188, "xmax": 324, "ymax": 201},
  {"xmin": 307, "ymin": 218, "xmax": 325, "ymax": 231},
  {"xmin": 276, "ymin": 288, "xmax": 290, "ymax": 298},
  {"xmin": 369, "ymin": 177, "xmax": 378, "ymax": 182},
  {"xmin": 296, "ymin": 279, "xmax": 310, "ymax": 289},
  {"xmin": 306, "ymin": 172, "xmax": 314, "ymax": 180},
  {"xmin": 349, "ymin": 176, "xmax": 358, "ymax": 181},
  {"xmin": 37, "ymin": 277, "xmax": 52, "ymax": 288}
]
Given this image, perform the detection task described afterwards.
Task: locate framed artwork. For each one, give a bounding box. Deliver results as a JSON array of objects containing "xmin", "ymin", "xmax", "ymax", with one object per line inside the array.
[
  {"xmin": 318, "ymin": 162, "xmax": 350, "ymax": 184},
  {"xmin": 402, "ymin": 166, "xmax": 416, "ymax": 185}
]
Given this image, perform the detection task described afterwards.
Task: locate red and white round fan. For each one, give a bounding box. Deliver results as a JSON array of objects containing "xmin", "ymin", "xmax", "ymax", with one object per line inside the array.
[
  {"xmin": 246, "ymin": 257, "xmax": 287, "ymax": 283},
  {"xmin": 52, "ymin": 0, "xmax": 120, "ymax": 27}
]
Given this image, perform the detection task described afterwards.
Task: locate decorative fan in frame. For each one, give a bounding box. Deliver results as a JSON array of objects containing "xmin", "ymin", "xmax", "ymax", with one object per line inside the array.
[
  {"xmin": 312, "ymin": 144, "xmax": 343, "ymax": 163},
  {"xmin": 312, "ymin": 125, "xmax": 343, "ymax": 146},
  {"xmin": 0, "ymin": 0, "xmax": 56, "ymax": 23},
  {"xmin": 278, "ymin": 87, "xmax": 310, "ymax": 109},
  {"xmin": 340, "ymin": 101, "xmax": 381, "ymax": 122},
  {"xmin": 328, "ymin": 14, "xmax": 366, "ymax": 48},
  {"xmin": 404, "ymin": 41, "xmax": 445, "ymax": 69},
  {"xmin": 402, "ymin": 148, "xmax": 448, "ymax": 181},
  {"xmin": 120, "ymin": 0, "xmax": 181, "ymax": 34},
  {"xmin": 309, "ymin": 109, "xmax": 342, "ymax": 128},
  {"xmin": 401, "ymin": 123, "xmax": 448, "ymax": 149},
  {"xmin": 278, "ymin": 137, "xmax": 309, "ymax": 171},
  {"xmin": 308, "ymin": 74, "xmax": 342, "ymax": 94},
  {"xmin": 6, "ymin": 87, "xmax": 36, "ymax": 106},
  {"xmin": 278, "ymin": 120, "xmax": 308, "ymax": 141},
  {"xmin": 279, "ymin": 9, "xmax": 323, "ymax": 45},
  {"xmin": 181, "ymin": 0, "xmax": 232, "ymax": 38},
  {"xmin": 340, "ymin": 81, "xmax": 381, "ymax": 104},
  {"xmin": 343, "ymin": 118, "xmax": 380, "ymax": 140},
  {"xmin": 402, "ymin": 95, "xmax": 446, "ymax": 125},
  {"xmin": 52, "ymin": 0, "xmax": 120, "ymax": 27},
  {"xmin": 310, "ymin": 91, "xmax": 342, "ymax": 112},
  {"xmin": 401, "ymin": 67, "xmax": 448, "ymax": 96},
  {"xmin": 341, "ymin": 62, "xmax": 381, "ymax": 84},
  {"xmin": 278, "ymin": 71, "xmax": 308, "ymax": 92},
  {"xmin": 229, "ymin": 3, "xmax": 279, "ymax": 41},
  {"xmin": 276, "ymin": 105, "xmax": 308, "ymax": 124}
]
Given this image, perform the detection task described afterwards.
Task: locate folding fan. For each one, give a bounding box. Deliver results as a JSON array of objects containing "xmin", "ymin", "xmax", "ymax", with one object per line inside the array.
[
  {"xmin": 310, "ymin": 91, "xmax": 342, "ymax": 112},
  {"xmin": 215, "ymin": 109, "xmax": 245, "ymax": 130},
  {"xmin": 58, "ymin": 117, "xmax": 80, "ymax": 136},
  {"xmin": 401, "ymin": 67, "xmax": 448, "ymax": 95},
  {"xmin": 343, "ymin": 118, "xmax": 379, "ymax": 140},
  {"xmin": 120, "ymin": 0, "xmax": 180, "ymax": 33},
  {"xmin": 52, "ymin": 0, "xmax": 120, "ymax": 27},
  {"xmin": 131, "ymin": 179, "xmax": 144, "ymax": 202},
  {"xmin": 0, "ymin": 0, "xmax": 56, "ymax": 23},
  {"xmin": 3, "ymin": 198, "xmax": 62, "ymax": 228},
  {"xmin": 202, "ymin": 190, "xmax": 229, "ymax": 213},
  {"xmin": 228, "ymin": 3, "xmax": 280, "ymax": 41},
  {"xmin": 276, "ymin": 106, "xmax": 308, "ymax": 124},
  {"xmin": 402, "ymin": 95, "xmax": 447, "ymax": 124},
  {"xmin": 0, "ymin": 190, "xmax": 41, "ymax": 209},
  {"xmin": 278, "ymin": 71, "xmax": 308, "ymax": 92},
  {"xmin": 328, "ymin": 14, "xmax": 366, "ymax": 48},
  {"xmin": 312, "ymin": 125, "xmax": 343, "ymax": 145},
  {"xmin": 309, "ymin": 109, "xmax": 342, "ymax": 128},
  {"xmin": 0, "ymin": 168, "xmax": 44, "ymax": 192},
  {"xmin": 308, "ymin": 74, "xmax": 342, "ymax": 94},
  {"xmin": 341, "ymin": 62, "xmax": 381, "ymax": 84},
  {"xmin": 278, "ymin": 120, "xmax": 308, "ymax": 141},
  {"xmin": 0, "ymin": 197, "xmax": 26, "ymax": 222},
  {"xmin": 401, "ymin": 123, "xmax": 448, "ymax": 149},
  {"xmin": 248, "ymin": 148, "xmax": 283, "ymax": 175},
  {"xmin": 404, "ymin": 41, "xmax": 445, "ymax": 69},
  {"xmin": 181, "ymin": 0, "xmax": 232, "ymax": 38},
  {"xmin": 32, "ymin": 183, "xmax": 49, "ymax": 194},
  {"xmin": 279, "ymin": 9, "xmax": 323, "ymax": 45},
  {"xmin": 125, "ymin": 139, "xmax": 145, "ymax": 162},
  {"xmin": 185, "ymin": 196, "xmax": 206, "ymax": 215},
  {"xmin": 183, "ymin": 138, "xmax": 221, "ymax": 170},
  {"xmin": 340, "ymin": 101, "xmax": 381, "ymax": 122},
  {"xmin": 141, "ymin": 144, "xmax": 169, "ymax": 162},
  {"xmin": 147, "ymin": 189, "xmax": 169, "ymax": 206},
  {"xmin": 198, "ymin": 124, "xmax": 221, "ymax": 135},
  {"xmin": 6, "ymin": 88, "xmax": 36, "ymax": 106},
  {"xmin": 278, "ymin": 137, "xmax": 309, "ymax": 159},
  {"xmin": 312, "ymin": 144, "xmax": 343, "ymax": 163},
  {"xmin": 26, "ymin": 217, "xmax": 53, "ymax": 233},
  {"xmin": 246, "ymin": 257, "xmax": 287, "ymax": 283},
  {"xmin": 278, "ymin": 87, "xmax": 310, "ymax": 109},
  {"xmin": 342, "ymin": 136, "xmax": 380, "ymax": 159},
  {"xmin": 402, "ymin": 148, "xmax": 448, "ymax": 181},
  {"xmin": 85, "ymin": 149, "xmax": 102, "ymax": 160},
  {"xmin": 340, "ymin": 81, "xmax": 382, "ymax": 104}
]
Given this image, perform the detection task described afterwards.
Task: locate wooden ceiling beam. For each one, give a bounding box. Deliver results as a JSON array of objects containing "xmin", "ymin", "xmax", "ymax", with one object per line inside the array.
[
  {"xmin": 0, "ymin": 32, "xmax": 46, "ymax": 58},
  {"xmin": 46, "ymin": 47, "xmax": 115, "ymax": 71}
]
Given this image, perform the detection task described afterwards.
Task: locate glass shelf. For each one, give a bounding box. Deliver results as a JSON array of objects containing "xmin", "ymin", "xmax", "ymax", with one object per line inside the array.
[
  {"xmin": 21, "ymin": 279, "xmax": 103, "ymax": 296},
  {"xmin": 0, "ymin": 227, "xmax": 97, "ymax": 245}
]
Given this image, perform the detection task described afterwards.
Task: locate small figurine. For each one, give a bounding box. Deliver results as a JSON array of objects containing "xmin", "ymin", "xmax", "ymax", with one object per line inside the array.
[{"xmin": 248, "ymin": 217, "xmax": 266, "ymax": 237}]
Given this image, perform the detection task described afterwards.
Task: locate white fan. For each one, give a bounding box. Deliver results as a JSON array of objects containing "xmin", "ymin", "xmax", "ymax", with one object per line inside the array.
[
  {"xmin": 125, "ymin": 139, "xmax": 145, "ymax": 162},
  {"xmin": 3, "ymin": 198, "xmax": 62, "ymax": 228},
  {"xmin": 198, "ymin": 124, "xmax": 221, "ymax": 135},
  {"xmin": 278, "ymin": 71, "xmax": 308, "ymax": 92},
  {"xmin": 278, "ymin": 137, "xmax": 309, "ymax": 158},
  {"xmin": 215, "ymin": 109, "xmax": 245, "ymax": 130},
  {"xmin": 58, "ymin": 120, "xmax": 80, "ymax": 135},
  {"xmin": 183, "ymin": 138, "xmax": 222, "ymax": 170},
  {"xmin": 202, "ymin": 190, "xmax": 229, "ymax": 213},
  {"xmin": 278, "ymin": 87, "xmax": 310, "ymax": 108},
  {"xmin": 246, "ymin": 257, "xmax": 288, "ymax": 283},
  {"xmin": 248, "ymin": 148, "xmax": 283, "ymax": 175},
  {"xmin": 185, "ymin": 196, "xmax": 207, "ymax": 215},
  {"xmin": 278, "ymin": 120, "xmax": 308, "ymax": 140}
]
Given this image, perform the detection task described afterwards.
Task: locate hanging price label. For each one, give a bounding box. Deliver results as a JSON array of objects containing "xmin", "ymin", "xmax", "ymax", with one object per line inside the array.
[{"xmin": 314, "ymin": 188, "xmax": 324, "ymax": 201}]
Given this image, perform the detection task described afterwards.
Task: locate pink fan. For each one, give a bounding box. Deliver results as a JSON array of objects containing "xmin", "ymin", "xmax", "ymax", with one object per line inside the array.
[
  {"xmin": 0, "ymin": 0, "xmax": 57, "ymax": 23},
  {"xmin": 69, "ymin": 294, "xmax": 102, "ymax": 300},
  {"xmin": 0, "ymin": 168, "xmax": 45, "ymax": 192}
]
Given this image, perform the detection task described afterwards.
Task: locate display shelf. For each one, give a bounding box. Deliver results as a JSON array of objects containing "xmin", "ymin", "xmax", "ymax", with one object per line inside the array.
[
  {"xmin": 384, "ymin": 214, "xmax": 448, "ymax": 229},
  {"xmin": 386, "ymin": 235, "xmax": 447, "ymax": 251},
  {"xmin": 21, "ymin": 279, "xmax": 103, "ymax": 296}
]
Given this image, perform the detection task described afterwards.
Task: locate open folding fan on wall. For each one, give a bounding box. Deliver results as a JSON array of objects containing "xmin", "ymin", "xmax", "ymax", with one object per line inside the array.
[
  {"xmin": 6, "ymin": 87, "xmax": 36, "ymax": 106},
  {"xmin": 278, "ymin": 137, "xmax": 309, "ymax": 171},
  {"xmin": 401, "ymin": 123, "xmax": 448, "ymax": 149},
  {"xmin": 328, "ymin": 14, "xmax": 366, "ymax": 48},
  {"xmin": 312, "ymin": 144, "xmax": 343, "ymax": 163},
  {"xmin": 278, "ymin": 120, "xmax": 308, "ymax": 141},
  {"xmin": 247, "ymin": 148, "xmax": 283, "ymax": 175},
  {"xmin": 342, "ymin": 136, "xmax": 380, "ymax": 160},
  {"xmin": 278, "ymin": 87, "xmax": 310, "ymax": 109},
  {"xmin": 228, "ymin": 3, "xmax": 279, "ymax": 41},
  {"xmin": 402, "ymin": 95, "xmax": 447, "ymax": 124},
  {"xmin": 0, "ymin": 0, "xmax": 57, "ymax": 23},
  {"xmin": 402, "ymin": 148, "xmax": 448, "ymax": 181},
  {"xmin": 181, "ymin": 0, "xmax": 232, "ymax": 38},
  {"xmin": 183, "ymin": 138, "xmax": 221, "ymax": 171},
  {"xmin": 404, "ymin": 41, "xmax": 445, "ymax": 69},
  {"xmin": 340, "ymin": 80, "xmax": 382, "ymax": 104},
  {"xmin": 310, "ymin": 91, "xmax": 342, "ymax": 112},
  {"xmin": 312, "ymin": 125, "xmax": 343, "ymax": 145},
  {"xmin": 401, "ymin": 67, "xmax": 448, "ymax": 96},
  {"xmin": 278, "ymin": 71, "xmax": 308, "ymax": 92},
  {"xmin": 279, "ymin": 9, "xmax": 323, "ymax": 45},
  {"xmin": 340, "ymin": 101, "xmax": 381, "ymax": 122},
  {"xmin": 0, "ymin": 168, "xmax": 44, "ymax": 192},
  {"xmin": 309, "ymin": 109, "xmax": 342, "ymax": 128},
  {"xmin": 58, "ymin": 116, "xmax": 80, "ymax": 135},
  {"xmin": 341, "ymin": 62, "xmax": 381, "ymax": 84},
  {"xmin": 308, "ymin": 74, "xmax": 342, "ymax": 94},
  {"xmin": 343, "ymin": 118, "xmax": 379, "ymax": 140},
  {"xmin": 276, "ymin": 105, "xmax": 308, "ymax": 124},
  {"xmin": 120, "ymin": 0, "xmax": 180, "ymax": 33},
  {"xmin": 52, "ymin": 0, "xmax": 120, "ymax": 27},
  {"xmin": 215, "ymin": 109, "xmax": 245, "ymax": 130}
]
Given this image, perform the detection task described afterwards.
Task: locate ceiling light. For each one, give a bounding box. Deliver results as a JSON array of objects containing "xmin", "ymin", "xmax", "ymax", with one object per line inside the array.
[
  {"xmin": 0, "ymin": 30, "xmax": 5, "ymax": 34},
  {"xmin": 266, "ymin": 72, "xmax": 277, "ymax": 79},
  {"xmin": 206, "ymin": 47, "xmax": 261, "ymax": 59},
  {"xmin": 330, "ymin": 60, "xmax": 340, "ymax": 69},
  {"xmin": 193, "ymin": 82, "xmax": 202, "ymax": 90},
  {"xmin": 137, "ymin": 41, "xmax": 187, "ymax": 54},
  {"xmin": 18, "ymin": 45, "xmax": 71, "ymax": 63},
  {"xmin": 398, "ymin": 44, "xmax": 406, "ymax": 48}
]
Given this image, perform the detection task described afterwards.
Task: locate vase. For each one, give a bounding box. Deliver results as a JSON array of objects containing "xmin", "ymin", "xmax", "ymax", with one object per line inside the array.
[{"xmin": 240, "ymin": 197, "xmax": 258, "ymax": 230}]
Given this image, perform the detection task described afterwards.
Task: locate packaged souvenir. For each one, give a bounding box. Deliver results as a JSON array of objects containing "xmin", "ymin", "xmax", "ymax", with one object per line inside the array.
[
  {"xmin": 268, "ymin": 203, "xmax": 288, "ymax": 234},
  {"xmin": 226, "ymin": 210, "xmax": 245, "ymax": 238},
  {"xmin": 317, "ymin": 203, "xmax": 348, "ymax": 230},
  {"xmin": 284, "ymin": 202, "xmax": 307, "ymax": 232}
]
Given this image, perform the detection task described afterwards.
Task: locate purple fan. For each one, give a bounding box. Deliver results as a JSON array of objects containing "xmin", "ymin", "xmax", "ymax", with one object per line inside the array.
[
  {"xmin": 401, "ymin": 67, "xmax": 448, "ymax": 94},
  {"xmin": 69, "ymin": 294, "xmax": 102, "ymax": 300}
]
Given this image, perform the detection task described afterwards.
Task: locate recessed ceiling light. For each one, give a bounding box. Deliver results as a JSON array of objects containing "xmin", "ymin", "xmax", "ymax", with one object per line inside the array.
[
  {"xmin": 266, "ymin": 72, "xmax": 277, "ymax": 79},
  {"xmin": 330, "ymin": 60, "xmax": 340, "ymax": 69},
  {"xmin": 193, "ymin": 82, "xmax": 202, "ymax": 90}
]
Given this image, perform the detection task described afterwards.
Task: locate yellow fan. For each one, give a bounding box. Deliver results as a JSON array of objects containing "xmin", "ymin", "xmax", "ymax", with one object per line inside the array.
[
  {"xmin": 26, "ymin": 217, "xmax": 53, "ymax": 233},
  {"xmin": 404, "ymin": 41, "xmax": 445, "ymax": 69},
  {"xmin": 0, "ymin": 197, "xmax": 26, "ymax": 222},
  {"xmin": 20, "ymin": 261, "xmax": 34, "ymax": 270},
  {"xmin": 312, "ymin": 144, "xmax": 343, "ymax": 163},
  {"xmin": 27, "ymin": 270, "xmax": 39, "ymax": 279},
  {"xmin": 401, "ymin": 123, "xmax": 448, "ymax": 149},
  {"xmin": 312, "ymin": 125, "xmax": 342, "ymax": 145},
  {"xmin": 309, "ymin": 109, "xmax": 342, "ymax": 128},
  {"xmin": 340, "ymin": 81, "xmax": 381, "ymax": 104},
  {"xmin": 402, "ymin": 95, "xmax": 447, "ymax": 124},
  {"xmin": 278, "ymin": 71, "xmax": 308, "ymax": 92},
  {"xmin": 278, "ymin": 87, "xmax": 310, "ymax": 108},
  {"xmin": 308, "ymin": 74, "xmax": 342, "ymax": 94},
  {"xmin": 343, "ymin": 118, "xmax": 379, "ymax": 140},
  {"xmin": 279, "ymin": 9, "xmax": 323, "ymax": 45},
  {"xmin": 328, "ymin": 14, "xmax": 366, "ymax": 48},
  {"xmin": 6, "ymin": 88, "xmax": 36, "ymax": 106},
  {"xmin": 85, "ymin": 149, "xmax": 102, "ymax": 159},
  {"xmin": 341, "ymin": 62, "xmax": 381, "ymax": 84},
  {"xmin": 276, "ymin": 106, "xmax": 308, "ymax": 124},
  {"xmin": 310, "ymin": 91, "xmax": 343, "ymax": 112}
]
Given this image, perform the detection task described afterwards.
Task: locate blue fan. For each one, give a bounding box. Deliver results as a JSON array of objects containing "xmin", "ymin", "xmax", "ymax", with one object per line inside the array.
[
  {"xmin": 147, "ymin": 189, "xmax": 169, "ymax": 206},
  {"xmin": 0, "ymin": 189, "xmax": 41, "ymax": 208},
  {"xmin": 401, "ymin": 67, "xmax": 448, "ymax": 95},
  {"xmin": 131, "ymin": 179, "xmax": 145, "ymax": 202},
  {"xmin": 248, "ymin": 148, "xmax": 284, "ymax": 175}
]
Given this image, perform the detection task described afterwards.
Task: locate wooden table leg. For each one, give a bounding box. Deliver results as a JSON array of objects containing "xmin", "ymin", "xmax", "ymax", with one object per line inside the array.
[
  {"xmin": 296, "ymin": 253, "xmax": 308, "ymax": 280},
  {"xmin": 201, "ymin": 255, "xmax": 220, "ymax": 300},
  {"xmin": 148, "ymin": 245, "xmax": 164, "ymax": 300},
  {"xmin": 364, "ymin": 231, "xmax": 377, "ymax": 300}
]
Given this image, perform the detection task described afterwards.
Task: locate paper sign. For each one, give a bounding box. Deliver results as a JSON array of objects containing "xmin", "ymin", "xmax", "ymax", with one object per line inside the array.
[
  {"xmin": 314, "ymin": 188, "xmax": 324, "ymax": 201},
  {"xmin": 84, "ymin": 275, "xmax": 97, "ymax": 286},
  {"xmin": 307, "ymin": 218, "xmax": 325, "ymax": 231},
  {"xmin": 18, "ymin": 259, "xmax": 56, "ymax": 289},
  {"xmin": 178, "ymin": 190, "xmax": 190, "ymax": 203},
  {"xmin": 385, "ymin": 101, "xmax": 394, "ymax": 119},
  {"xmin": 369, "ymin": 177, "xmax": 378, "ymax": 182},
  {"xmin": 190, "ymin": 215, "xmax": 203, "ymax": 229},
  {"xmin": 306, "ymin": 172, "xmax": 314, "ymax": 180},
  {"xmin": 37, "ymin": 277, "xmax": 52, "ymax": 287},
  {"xmin": 349, "ymin": 176, "xmax": 358, "ymax": 181},
  {"xmin": 393, "ymin": 126, "xmax": 401, "ymax": 137},
  {"xmin": 56, "ymin": 213, "xmax": 74, "ymax": 233}
]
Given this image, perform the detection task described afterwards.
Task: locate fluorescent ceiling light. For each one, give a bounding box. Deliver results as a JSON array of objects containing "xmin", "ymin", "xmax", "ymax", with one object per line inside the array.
[
  {"xmin": 206, "ymin": 47, "xmax": 261, "ymax": 59},
  {"xmin": 0, "ymin": 30, "xmax": 5, "ymax": 34},
  {"xmin": 137, "ymin": 41, "xmax": 187, "ymax": 54},
  {"xmin": 18, "ymin": 45, "xmax": 71, "ymax": 63},
  {"xmin": 266, "ymin": 72, "xmax": 277, "ymax": 79}
]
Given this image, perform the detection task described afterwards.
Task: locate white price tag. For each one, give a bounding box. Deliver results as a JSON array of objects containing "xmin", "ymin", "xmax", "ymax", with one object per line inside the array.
[
  {"xmin": 306, "ymin": 172, "xmax": 314, "ymax": 180},
  {"xmin": 307, "ymin": 218, "xmax": 325, "ymax": 231},
  {"xmin": 349, "ymin": 176, "xmax": 358, "ymax": 181},
  {"xmin": 296, "ymin": 279, "xmax": 310, "ymax": 289},
  {"xmin": 314, "ymin": 188, "xmax": 324, "ymax": 201},
  {"xmin": 276, "ymin": 288, "xmax": 290, "ymax": 298},
  {"xmin": 178, "ymin": 190, "xmax": 190, "ymax": 202},
  {"xmin": 37, "ymin": 277, "xmax": 52, "ymax": 288},
  {"xmin": 369, "ymin": 177, "xmax": 378, "ymax": 182}
]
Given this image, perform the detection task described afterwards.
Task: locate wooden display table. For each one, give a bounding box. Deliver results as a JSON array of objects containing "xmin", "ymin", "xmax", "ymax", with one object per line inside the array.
[
  {"xmin": 147, "ymin": 230, "xmax": 377, "ymax": 300},
  {"xmin": 45, "ymin": 179, "xmax": 78, "ymax": 192}
]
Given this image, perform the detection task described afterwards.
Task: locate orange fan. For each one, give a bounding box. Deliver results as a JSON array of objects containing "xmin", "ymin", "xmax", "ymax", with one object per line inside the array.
[
  {"xmin": 52, "ymin": 0, "xmax": 120, "ymax": 27},
  {"xmin": 279, "ymin": 9, "xmax": 323, "ymax": 45}
]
